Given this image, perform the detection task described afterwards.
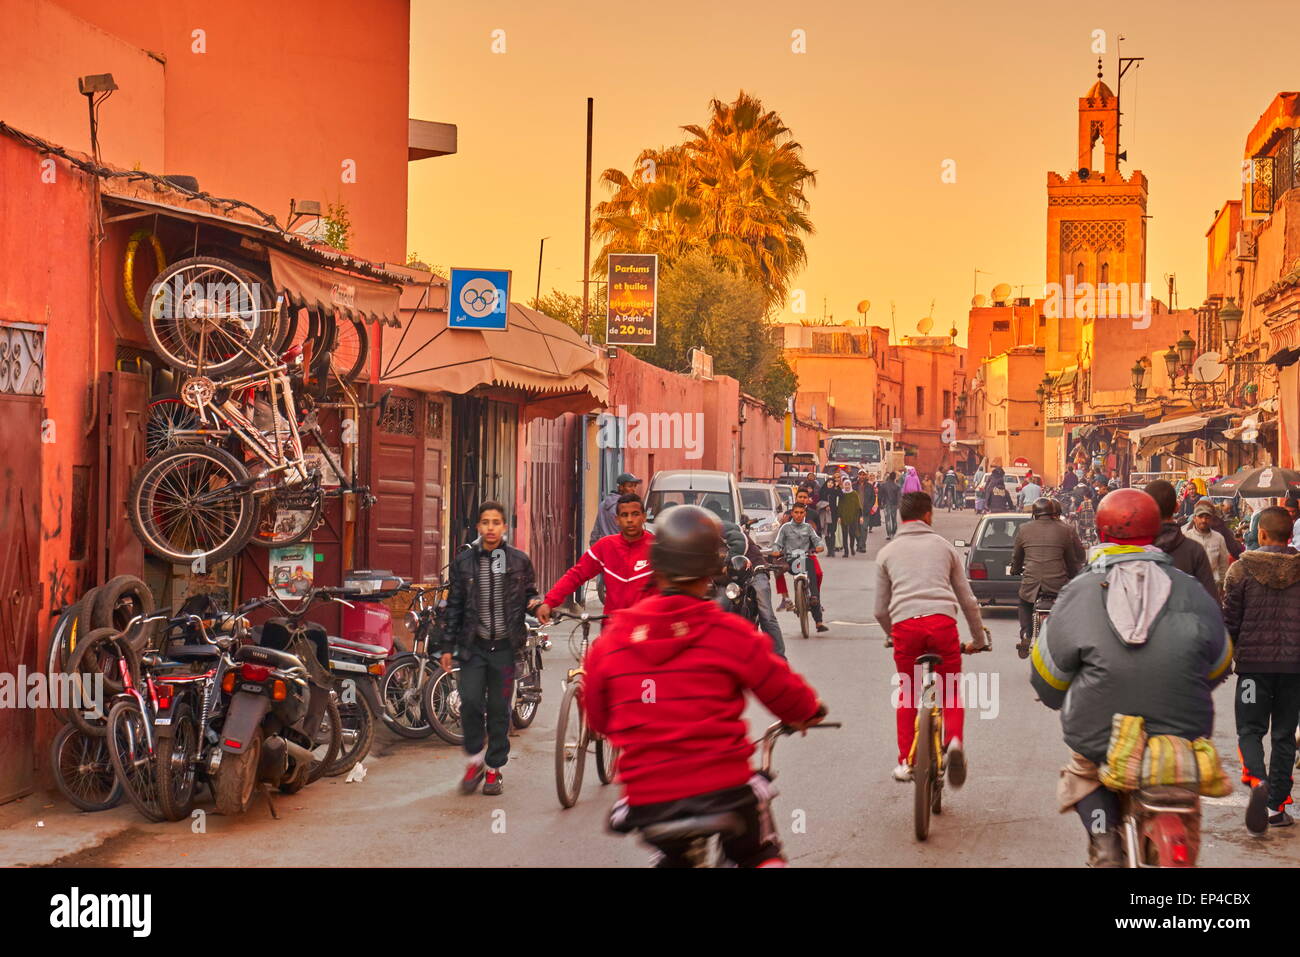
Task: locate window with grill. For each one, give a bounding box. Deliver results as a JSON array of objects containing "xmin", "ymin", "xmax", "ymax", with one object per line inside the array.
[
  {"xmin": 0, "ymin": 323, "xmax": 45, "ymax": 395},
  {"xmin": 992, "ymin": 320, "xmax": 1010, "ymax": 331},
  {"xmin": 1275, "ymin": 128, "xmax": 1294, "ymax": 204},
  {"xmin": 943, "ymin": 390, "xmax": 952, "ymax": 418},
  {"xmin": 1250, "ymin": 155, "xmax": 1274, "ymax": 215}
]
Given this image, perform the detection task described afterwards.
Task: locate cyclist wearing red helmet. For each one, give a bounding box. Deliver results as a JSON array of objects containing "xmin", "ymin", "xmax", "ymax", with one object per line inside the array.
[{"xmin": 1030, "ymin": 488, "xmax": 1233, "ymax": 866}]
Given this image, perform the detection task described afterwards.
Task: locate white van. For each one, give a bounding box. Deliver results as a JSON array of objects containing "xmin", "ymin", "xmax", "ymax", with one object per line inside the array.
[{"xmin": 644, "ymin": 470, "xmax": 745, "ymax": 531}]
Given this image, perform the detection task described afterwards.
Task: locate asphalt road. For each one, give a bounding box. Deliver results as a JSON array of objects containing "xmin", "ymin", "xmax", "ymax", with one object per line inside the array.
[{"xmin": 12, "ymin": 508, "xmax": 1299, "ymax": 867}]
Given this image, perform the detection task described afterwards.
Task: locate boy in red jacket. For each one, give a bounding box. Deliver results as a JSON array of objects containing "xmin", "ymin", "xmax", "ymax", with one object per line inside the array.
[
  {"xmin": 537, "ymin": 494, "xmax": 655, "ymax": 623},
  {"xmin": 585, "ymin": 505, "xmax": 825, "ymax": 867}
]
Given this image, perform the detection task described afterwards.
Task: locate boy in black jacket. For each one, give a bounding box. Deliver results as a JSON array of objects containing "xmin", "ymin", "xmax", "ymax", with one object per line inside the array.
[{"xmin": 440, "ymin": 501, "xmax": 540, "ymax": 796}]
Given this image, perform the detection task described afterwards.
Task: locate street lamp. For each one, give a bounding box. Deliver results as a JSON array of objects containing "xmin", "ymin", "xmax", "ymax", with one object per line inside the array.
[
  {"xmin": 1176, "ymin": 330, "xmax": 1196, "ymax": 367},
  {"xmin": 1163, "ymin": 345, "xmax": 1179, "ymax": 384},
  {"xmin": 1219, "ymin": 298, "xmax": 1243, "ymax": 346},
  {"xmin": 1131, "ymin": 359, "xmax": 1148, "ymax": 403}
]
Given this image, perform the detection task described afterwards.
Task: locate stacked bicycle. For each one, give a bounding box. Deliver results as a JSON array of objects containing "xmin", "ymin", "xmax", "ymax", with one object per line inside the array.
[{"xmin": 129, "ymin": 256, "xmax": 383, "ymax": 566}]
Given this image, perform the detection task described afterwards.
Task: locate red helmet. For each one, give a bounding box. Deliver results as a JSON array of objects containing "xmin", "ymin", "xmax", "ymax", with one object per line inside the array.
[{"xmin": 1094, "ymin": 488, "xmax": 1161, "ymax": 543}]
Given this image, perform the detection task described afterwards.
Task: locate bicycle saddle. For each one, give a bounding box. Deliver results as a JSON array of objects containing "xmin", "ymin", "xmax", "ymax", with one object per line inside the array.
[
  {"xmin": 327, "ymin": 635, "xmax": 388, "ymax": 658},
  {"xmin": 914, "ymin": 653, "xmax": 944, "ymax": 669},
  {"xmin": 640, "ymin": 812, "xmax": 746, "ymax": 843}
]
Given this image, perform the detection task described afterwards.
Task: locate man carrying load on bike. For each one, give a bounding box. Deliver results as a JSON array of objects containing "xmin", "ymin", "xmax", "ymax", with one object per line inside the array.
[
  {"xmin": 537, "ymin": 494, "xmax": 655, "ymax": 626},
  {"xmin": 584, "ymin": 504, "xmax": 826, "ymax": 867},
  {"xmin": 770, "ymin": 502, "xmax": 829, "ymax": 633},
  {"xmin": 774, "ymin": 488, "xmax": 825, "ymax": 612},
  {"xmin": 1010, "ymin": 497, "xmax": 1085, "ymax": 659},
  {"xmin": 1030, "ymin": 489, "xmax": 1233, "ymax": 866},
  {"xmin": 440, "ymin": 502, "xmax": 541, "ymax": 798},
  {"xmin": 875, "ymin": 491, "xmax": 989, "ymax": 786}
]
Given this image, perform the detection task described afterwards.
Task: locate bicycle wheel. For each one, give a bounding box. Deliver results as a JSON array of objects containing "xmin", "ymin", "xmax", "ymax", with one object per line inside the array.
[
  {"xmin": 47, "ymin": 597, "xmax": 89, "ymax": 725},
  {"xmin": 51, "ymin": 722, "xmax": 122, "ymax": 812},
  {"xmin": 144, "ymin": 257, "xmax": 272, "ymax": 376},
  {"xmin": 380, "ymin": 654, "xmax": 436, "ymax": 739},
  {"xmin": 511, "ymin": 653, "xmax": 540, "ymax": 729},
  {"xmin": 247, "ymin": 487, "xmax": 324, "ymax": 548},
  {"xmin": 913, "ymin": 707, "xmax": 934, "ymax": 841},
  {"xmin": 423, "ymin": 667, "xmax": 465, "ymax": 746},
  {"xmin": 156, "ymin": 699, "xmax": 199, "ymax": 821},
  {"xmin": 302, "ymin": 694, "xmax": 342, "ymax": 787},
  {"xmin": 795, "ymin": 578, "xmax": 811, "ymax": 640},
  {"xmin": 554, "ymin": 679, "xmax": 588, "ymax": 808},
  {"xmin": 596, "ymin": 735, "xmax": 619, "ymax": 785},
  {"xmin": 145, "ymin": 392, "xmax": 206, "ymax": 459},
  {"xmin": 106, "ymin": 697, "xmax": 164, "ymax": 822},
  {"xmin": 329, "ymin": 313, "xmax": 370, "ymax": 384},
  {"xmin": 89, "ymin": 574, "xmax": 156, "ymax": 635},
  {"xmin": 128, "ymin": 444, "xmax": 256, "ymax": 565},
  {"xmin": 66, "ymin": 627, "xmax": 141, "ymax": 735}
]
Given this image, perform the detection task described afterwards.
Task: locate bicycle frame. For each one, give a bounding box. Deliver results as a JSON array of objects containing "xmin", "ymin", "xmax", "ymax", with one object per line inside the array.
[{"xmin": 906, "ymin": 663, "xmax": 944, "ymax": 776}]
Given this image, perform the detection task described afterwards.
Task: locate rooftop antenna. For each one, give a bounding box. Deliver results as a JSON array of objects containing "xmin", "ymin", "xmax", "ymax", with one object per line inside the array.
[
  {"xmin": 890, "ymin": 301, "xmax": 897, "ymax": 343},
  {"xmin": 1114, "ymin": 38, "xmax": 1144, "ymax": 169}
]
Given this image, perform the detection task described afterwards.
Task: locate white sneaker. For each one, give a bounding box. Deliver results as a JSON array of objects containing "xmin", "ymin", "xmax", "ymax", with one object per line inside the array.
[
  {"xmin": 892, "ymin": 763, "xmax": 913, "ymax": 783},
  {"xmin": 946, "ymin": 739, "xmax": 967, "ymax": 789}
]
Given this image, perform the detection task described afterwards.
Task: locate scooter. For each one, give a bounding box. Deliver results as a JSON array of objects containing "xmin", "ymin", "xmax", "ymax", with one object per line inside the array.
[{"xmin": 1119, "ymin": 787, "xmax": 1200, "ymax": 867}]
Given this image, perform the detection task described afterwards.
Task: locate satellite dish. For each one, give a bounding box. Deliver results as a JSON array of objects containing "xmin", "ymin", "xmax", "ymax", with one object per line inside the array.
[
  {"xmin": 991, "ymin": 282, "xmax": 1012, "ymax": 303},
  {"xmin": 971, "ymin": 294, "xmax": 987, "ymax": 307},
  {"xmin": 856, "ymin": 299, "xmax": 871, "ymax": 314},
  {"xmin": 917, "ymin": 316, "xmax": 934, "ymax": 334},
  {"xmin": 1191, "ymin": 352, "xmax": 1226, "ymax": 384}
]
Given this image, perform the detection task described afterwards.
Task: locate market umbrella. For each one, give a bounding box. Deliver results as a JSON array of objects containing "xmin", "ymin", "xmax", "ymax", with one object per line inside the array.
[{"xmin": 1208, "ymin": 466, "xmax": 1300, "ymax": 498}]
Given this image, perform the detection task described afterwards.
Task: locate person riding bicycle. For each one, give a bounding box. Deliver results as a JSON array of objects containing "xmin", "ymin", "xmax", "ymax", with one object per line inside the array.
[
  {"xmin": 584, "ymin": 505, "xmax": 826, "ymax": 867},
  {"xmin": 537, "ymin": 493, "xmax": 655, "ymax": 626},
  {"xmin": 875, "ymin": 491, "xmax": 990, "ymax": 786},
  {"xmin": 942, "ymin": 468, "xmax": 958, "ymax": 508},
  {"xmin": 770, "ymin": 501, "xmax": 829, "ymax": 633},
  {"xmin": 774, "ymin": 487, "xmax": 825, "ymax": 613},
  {"xmin": 1029, "ymin": 488, "xmax": 1233, "ymax": 866},
  {"xmin": 1010, "ymin": 497, "xmax": 1085, "ymax": 659}
]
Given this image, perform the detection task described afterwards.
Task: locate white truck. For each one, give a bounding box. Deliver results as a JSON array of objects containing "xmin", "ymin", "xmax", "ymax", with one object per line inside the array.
[{"xmin": 824, "ymin": 430, "xmax": 902, "ymax": 481}]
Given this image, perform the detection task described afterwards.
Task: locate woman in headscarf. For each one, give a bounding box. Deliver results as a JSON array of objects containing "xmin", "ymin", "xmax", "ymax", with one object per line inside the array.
[
  {"xmin": 838, "ymin": 476, "xmax": 862, "ymax": 557},
  {"xmin": 902, "ymin": 465, "xmax": 922, "ymax": 494}
]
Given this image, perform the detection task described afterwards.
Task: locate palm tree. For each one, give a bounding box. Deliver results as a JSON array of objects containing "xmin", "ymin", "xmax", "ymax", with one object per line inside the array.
[{"xmin": 591, "ymin": 92, "xmax": 816, "ymax": 311}]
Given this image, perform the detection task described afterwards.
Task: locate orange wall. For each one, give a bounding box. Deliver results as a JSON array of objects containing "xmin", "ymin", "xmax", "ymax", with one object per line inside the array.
[{"xmin": 49, "ymin": 0, "xmax": 412, "ymax": 262}]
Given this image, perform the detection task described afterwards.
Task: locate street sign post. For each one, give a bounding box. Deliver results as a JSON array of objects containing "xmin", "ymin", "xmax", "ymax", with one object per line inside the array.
[
  {"xmin": 606, "ymin": 253, "xmax": 657, "ymax": 345},
  {"xmin": 449, "ymin": 268, "xmax": 512, "ymax": 330}
]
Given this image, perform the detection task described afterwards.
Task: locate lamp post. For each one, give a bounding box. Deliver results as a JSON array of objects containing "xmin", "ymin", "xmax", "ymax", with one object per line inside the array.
[
  {"xmin": 1131, "ymin": 359, "xmax": 1148, "ymax": 404},
  {"xmin": 1219, "ymin": 298, "xmax": 1243, "ymax": 348}
]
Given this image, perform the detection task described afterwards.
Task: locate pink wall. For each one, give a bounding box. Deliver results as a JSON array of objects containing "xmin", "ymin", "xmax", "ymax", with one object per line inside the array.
[{"xmin": 50, "ymin": 0, "xmax": 412, "ymax": 263}]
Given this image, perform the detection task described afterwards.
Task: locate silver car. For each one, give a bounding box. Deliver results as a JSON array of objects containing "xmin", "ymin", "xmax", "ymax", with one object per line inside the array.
[{"xmin": 738, "ymin": 483, "xmax": 783, "ymax": 547}]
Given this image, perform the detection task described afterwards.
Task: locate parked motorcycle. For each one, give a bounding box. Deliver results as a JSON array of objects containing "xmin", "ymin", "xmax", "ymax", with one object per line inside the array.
[{"xmin": 212, "ymin": 588, "xmax": 343, "ymax": 814}]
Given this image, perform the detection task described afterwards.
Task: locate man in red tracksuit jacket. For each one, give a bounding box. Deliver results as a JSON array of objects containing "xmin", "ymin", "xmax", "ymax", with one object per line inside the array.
[
  {"xmin": 585, "ymin": 504, "xmax": 825, "ymax": 867},
  {"xmin": 537, "ymin": 494, "xmax": 655, "ymax": 623}
]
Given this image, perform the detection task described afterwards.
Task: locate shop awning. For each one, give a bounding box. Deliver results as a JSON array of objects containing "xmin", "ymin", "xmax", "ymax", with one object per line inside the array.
[
  {"xmin": 1127, "ymin": 410, "xmax": 1232, "ymax": 443},
  {"xmin": 380, "ymin": 290, "xmax": 608, "ymax": 421},
  {"xmin": 268, "ymin": 248, "xmax": 402, "ymax": 328}
]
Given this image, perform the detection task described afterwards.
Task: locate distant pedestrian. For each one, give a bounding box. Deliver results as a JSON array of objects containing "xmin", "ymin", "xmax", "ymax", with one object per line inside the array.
[
  {"xmin": 838, "ymin": 477, "xmax": 862, "ymax": 556},
  {"xmin": 1184, "ymin": 500, "xmax": 1232, "ymax": 591},
  {"xmin": 1224, "ymin": 506, "xmax": 1300, "ymax": 831},
  {"xmin": 880, "ymin": 470, "xmax": 901, "ymax": 538},
  {"xmin": 1144, "ymin": 480, "xmax": 1219, "ymax": 601}
]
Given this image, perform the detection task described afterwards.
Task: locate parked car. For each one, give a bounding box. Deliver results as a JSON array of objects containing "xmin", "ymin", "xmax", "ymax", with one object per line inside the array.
[
  {"xmin": 954, "ymin": 512, "xmax": 1032, "ymax": 606},
  {"xmin": 738, "ymin": 482, "xmax": 783, "ymax": 547},
  {"xmin": 644, "ymin": 470, "xmax": 744, "ymax": 532}
]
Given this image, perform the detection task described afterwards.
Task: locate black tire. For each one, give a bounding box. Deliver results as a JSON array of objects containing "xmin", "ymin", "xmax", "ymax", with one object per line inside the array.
[
  {"xmin": 106, "ymin": 698, "xmax": 164, "ymax": 822},
  {"xmin": 213, "ymin": 728, "xmax": 262, "ymax": 815},
  {"xmin": 299, "ymin": 694, "xmax": 342, "ymax": 788},
  {"xmin": 795, "ymin": 578, "xmax": 811, "ymax": 640},
  {"xmin": 128, "ymin": 443, "xmax": 256, "ymax": 566},
  {"xmin": 89, "ymin": 574, "xmax": 156, "ymax": 635},
  {"xmin": 143, "ymin": 256, "xmax": 272, "ymax": 376},
  {"xmin": 51, "ymin": 722, "xmax": 122, "ymax": 812},
  {"xmin": 156, "ymin": 699, "xmax": 199, "ymax": 821},
  {"xmin": 247, "ymin": 488, "xmax": 325, "ymax": 548},
  {"xmin": 47, "ymin": 596, "xmax": 90, "ymax": 725},
  {"xmin": 326, "ymin": 684, "xmax": 375, "ymax": 777},
  {"xmin": 379, "ymin": 654, "xmax": 436, "ymax": 739},
  {"xmin": 914, "ymin": 707, "xmax": 934, "ymax": 841},
  {"xmin": 66, "ymin": 627, "xmax": 141, "ymax": 735},
  {"xmin": 510, "ymin": 653, "xmax": 540, "ymax": 729},
  {"xmin": 596, "ymin": 736, "xmax": 619, "ymax": 785},
  {"xmin": 329, "ymin": 314, "xmax": 370, "ymax": 384},
  {"xmin": 423, "ymin": 667, "xmax": 465, "ymax": 746},
  {"xmin": 554, "ymin": 680, "xmax": 587, "ymax": 808},
  {"xmin": 145, "ymin": 392, "xmax": 205, "ymax": 458}
]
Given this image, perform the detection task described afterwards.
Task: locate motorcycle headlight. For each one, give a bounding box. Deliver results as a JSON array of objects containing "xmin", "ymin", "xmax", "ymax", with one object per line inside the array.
[
  {"xmin": 404, "ymin": 610, "xmax": 420, "ymax": 633},
  {"xmin": 724, "ymin": 582, "xmax": 741, "ymax": 601}
]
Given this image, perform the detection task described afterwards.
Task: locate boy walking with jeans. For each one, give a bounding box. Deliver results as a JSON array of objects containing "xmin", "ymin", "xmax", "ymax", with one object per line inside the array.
[
  {"xmin": 1224, "ymin": 505, "xmax": 1300, "ymax": 831},
  {"xmin": 440, "ymin": 502, "xmax": 540, "ymax": 797}
]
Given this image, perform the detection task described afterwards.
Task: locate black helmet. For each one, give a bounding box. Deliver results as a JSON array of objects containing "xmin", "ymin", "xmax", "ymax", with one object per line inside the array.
[
  {"xmin": 650, "ymin": 504, "xmax": 726, "ymax": 582},
  {"xmin": 1031, "ymin": 497, "xmax": 1061, "ymax": 519}
]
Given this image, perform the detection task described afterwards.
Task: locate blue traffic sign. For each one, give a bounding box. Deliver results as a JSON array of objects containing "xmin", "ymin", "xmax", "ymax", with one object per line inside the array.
[{"xmin": 448, "ymin": 268, "xmax": 512, "ymax": 330}]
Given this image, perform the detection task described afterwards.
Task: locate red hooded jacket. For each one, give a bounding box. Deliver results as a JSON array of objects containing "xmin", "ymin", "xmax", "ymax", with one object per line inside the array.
[
  {"xmin": 584, "ymin": 593, "xmax": 820, "ymax": 805},
  {"xmin": 543, "ymin": 532, "xmax": 656, "ymax": 615}
]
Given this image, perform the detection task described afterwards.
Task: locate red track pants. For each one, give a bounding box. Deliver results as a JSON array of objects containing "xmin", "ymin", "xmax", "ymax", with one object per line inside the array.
[{"xmin": 891, "ymin": 614, "xmax": 964, "ymax": 765}]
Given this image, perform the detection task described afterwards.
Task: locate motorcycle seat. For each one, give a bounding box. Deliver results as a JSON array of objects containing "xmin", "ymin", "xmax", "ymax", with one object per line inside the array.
[
  {"xmin": 235, "ymin": 643, "xmax": 304, "ymax": 672},
  {"xmin": 328, "ymin": 635, "xmax": 388, "ymax": 658},
  {"xmin": 1135, "ymin": 785, "xmax": 1200, "ymax": 809},
  {"xmin": 640, "ymin": 812, "xmax": 746, "ymax": 843}
]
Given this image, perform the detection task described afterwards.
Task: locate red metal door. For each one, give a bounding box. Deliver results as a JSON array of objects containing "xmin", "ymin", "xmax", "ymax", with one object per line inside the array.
[
  {"xmin": 369, "ymin": 389, "xmax": 422, "ymax": 578},
  {"xmin": 0, "ymin": 394, "xmax": 42, "ymax": 802},
  {"xmin": 421, "ymin": 396, "xmax": 448, "ymax": 579},
  {"xmin": 98, "ymin": 370, "xmax": 148, "ymax": 582},
  {"xmin": 525, "ymin": 414, "xmax": 578, "ymax": 590}
]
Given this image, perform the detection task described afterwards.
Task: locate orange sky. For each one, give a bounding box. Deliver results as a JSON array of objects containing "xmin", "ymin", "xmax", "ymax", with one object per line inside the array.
[{"xmin": 408, "ymin": 0, "xmax": 1298, "ymax": 346}]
